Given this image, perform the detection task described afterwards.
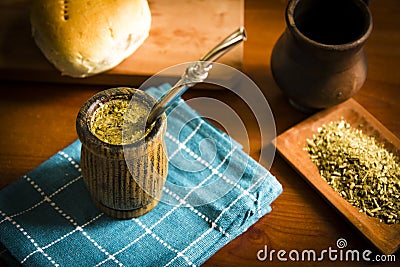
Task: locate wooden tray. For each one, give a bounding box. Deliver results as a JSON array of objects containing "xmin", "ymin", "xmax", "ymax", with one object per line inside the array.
[
  {"xmin": 274, "ymin": 98, "xmax": 400, "ymax": 255},
  {"xmin": 0, "ymin": 0, "xmax": 243, "ymax": 86}
]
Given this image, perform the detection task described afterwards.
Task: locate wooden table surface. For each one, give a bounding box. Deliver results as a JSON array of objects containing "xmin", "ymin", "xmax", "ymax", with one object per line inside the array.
[{"xmin": 1, "ymin": 0, "xmax": 399, "ymax": 266}]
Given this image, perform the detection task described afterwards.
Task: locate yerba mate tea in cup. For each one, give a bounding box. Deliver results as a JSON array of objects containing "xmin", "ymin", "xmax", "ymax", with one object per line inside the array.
[
  {"xmin": 76, "ymin": 88, "xmax": 167, "ymax": 219},
  {"xmin": 90, "ymin": 98, "xmax": 149, "ymax": 145}
]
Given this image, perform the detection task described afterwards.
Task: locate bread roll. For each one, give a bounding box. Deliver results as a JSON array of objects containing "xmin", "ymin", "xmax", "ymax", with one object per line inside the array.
[{"xmin": 30, "ymin": 0, "xmax": 151, "ymax": 78}]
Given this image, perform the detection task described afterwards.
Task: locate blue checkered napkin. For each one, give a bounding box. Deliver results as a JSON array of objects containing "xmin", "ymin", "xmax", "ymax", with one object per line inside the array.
[{"xmin": 0, "ymin": 83, "xmax": 282, "ymax": 267}]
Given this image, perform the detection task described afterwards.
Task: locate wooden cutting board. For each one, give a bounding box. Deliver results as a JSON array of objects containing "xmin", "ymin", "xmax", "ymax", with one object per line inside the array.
[{"xmin": 0, "ymin": 0, "xmax": 243, "ymax": 86}]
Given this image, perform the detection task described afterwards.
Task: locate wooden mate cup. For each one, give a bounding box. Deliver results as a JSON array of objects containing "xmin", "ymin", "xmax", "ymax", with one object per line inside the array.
[{"xmin": 76, "ymin": 87, "xmax": 167, "ymax": 219}]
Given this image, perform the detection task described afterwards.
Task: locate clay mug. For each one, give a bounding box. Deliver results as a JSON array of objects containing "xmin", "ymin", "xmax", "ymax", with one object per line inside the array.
[
  {"xmin": 271, "ymin": 0, "xmax": 373, "ymax": 113},
  {"xmin": 76, "ymin": 88, "xmax": 168, "ymax": 219}
]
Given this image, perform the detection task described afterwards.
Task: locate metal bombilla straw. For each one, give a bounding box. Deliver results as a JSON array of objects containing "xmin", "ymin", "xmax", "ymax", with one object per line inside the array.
[{"xmin": 146, "ymin": 27, "xmax": 247, "ymax": 129}]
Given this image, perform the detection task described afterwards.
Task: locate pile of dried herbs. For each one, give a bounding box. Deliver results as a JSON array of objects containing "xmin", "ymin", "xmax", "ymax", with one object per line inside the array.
[
  {"xmin": 305, "ymin": 119, "xmax": 400, "ymax": 224},
  {"xmin": 90, "ymin": 99, "xmax": 149, "ymax": 145}
]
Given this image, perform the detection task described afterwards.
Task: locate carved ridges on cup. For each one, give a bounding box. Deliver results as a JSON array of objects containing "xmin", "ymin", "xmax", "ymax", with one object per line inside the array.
[
  {"xmin": 81, "ymin": 140, "xmax": 167, "ymax": 217},
  {"xmin": 76, "ymin": 88, "xmax": 168, "ymax": 219}
]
